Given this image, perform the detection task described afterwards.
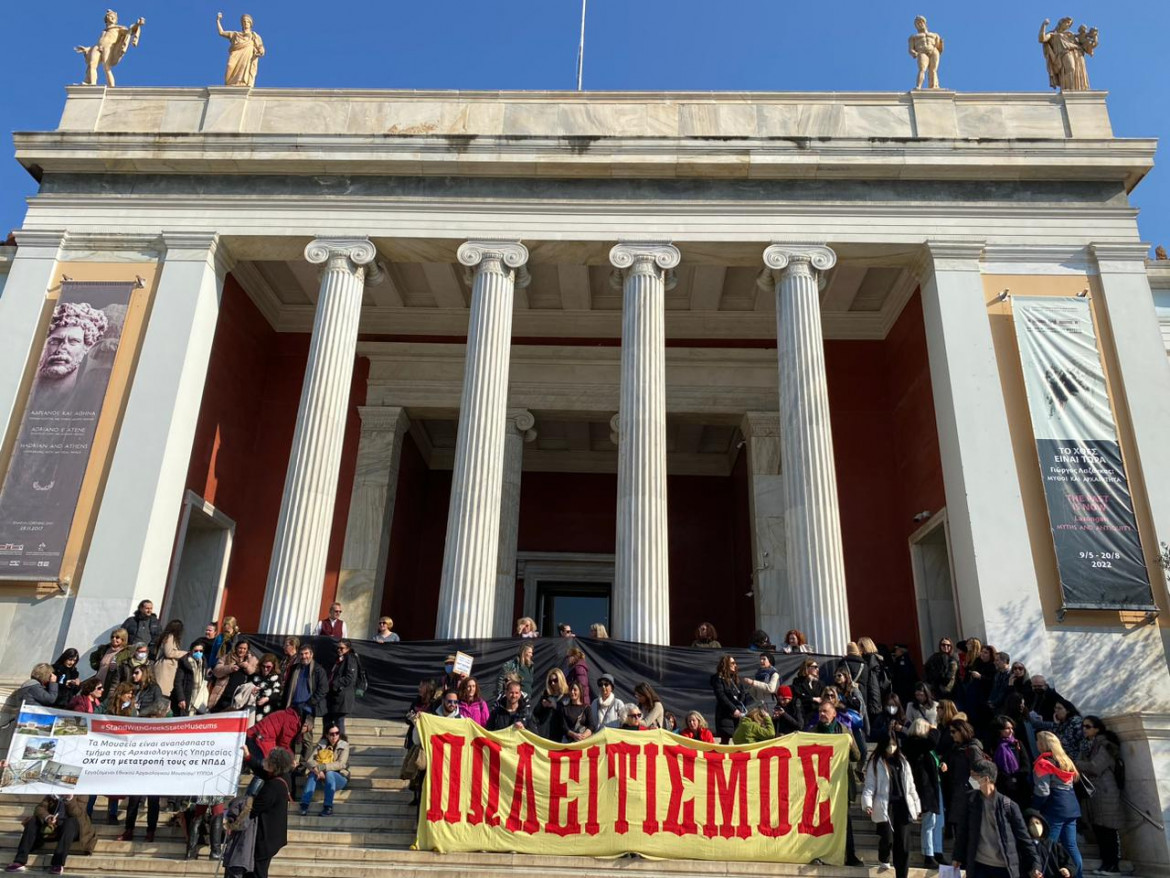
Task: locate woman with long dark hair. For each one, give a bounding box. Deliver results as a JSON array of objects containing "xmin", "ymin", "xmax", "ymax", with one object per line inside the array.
[
  {"xmin": 711, "ymin": 655, "xmax": 748, "ymax": 744},
  {"xmin": 1076, "ymin": 716, "xmax": 1123, "ymax": 874},
  {"xmin": 152, "ymin": 619, "xmax": 187, "ymax": 701},
  {"xmin": 51, "ymin": 649, "xmax": 81, "ymax": 707},
  {"xmin": 862, "ymin": 734, "xmax": 921, "ymax": 878}
]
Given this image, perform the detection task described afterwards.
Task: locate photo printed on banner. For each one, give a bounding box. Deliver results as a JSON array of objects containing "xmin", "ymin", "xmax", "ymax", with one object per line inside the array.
[
  {"xmin": 0, "ymin": 281, "xmax": 135, "ymax": 580},
  {"xmin": 1011, "ymin": 296, "xmax": 1155, "ymax": 611}
]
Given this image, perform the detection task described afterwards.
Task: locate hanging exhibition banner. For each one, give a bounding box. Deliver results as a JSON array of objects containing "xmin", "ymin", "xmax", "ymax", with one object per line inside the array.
[
  {"xmin": 0, "ymin": 281, "xmax": 135, "ymax": 579},
  {"xmin": 414, "ymin": 713, "xmax": 849, "ymax": 863},
  {"xmin": 1011, "ymin": 296, "xmax": 1156, "ymax": 611},
  {"xmin": 0, "ymin": 704, "xmax": 246, "ymax": 796}
]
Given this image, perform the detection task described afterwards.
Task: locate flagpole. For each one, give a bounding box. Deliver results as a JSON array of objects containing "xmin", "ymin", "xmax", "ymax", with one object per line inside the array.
[{"xmin": 576, "ymin": 0, "xmax": 587, "ymax": 91}]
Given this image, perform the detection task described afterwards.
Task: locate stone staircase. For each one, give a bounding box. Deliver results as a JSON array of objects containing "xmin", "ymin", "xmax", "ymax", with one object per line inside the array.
[{"xmin": 0, "ymin": 715, "xmax": 1130, "ymax": 878}]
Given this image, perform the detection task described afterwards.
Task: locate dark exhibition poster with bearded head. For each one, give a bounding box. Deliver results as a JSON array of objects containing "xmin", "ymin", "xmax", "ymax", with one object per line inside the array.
[{"xmin": 0, "ymin": 281, "xmax": 136, "ymax": 579}]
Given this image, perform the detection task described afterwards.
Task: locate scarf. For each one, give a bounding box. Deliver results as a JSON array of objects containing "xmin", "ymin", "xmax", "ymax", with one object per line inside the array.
[{"xmin": 1035, "ymin": 752, "xmax": 1077, "ymax": 784}]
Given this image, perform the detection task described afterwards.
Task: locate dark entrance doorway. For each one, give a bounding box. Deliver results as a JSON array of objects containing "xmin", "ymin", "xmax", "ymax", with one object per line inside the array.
[{"xmin": 537, "ymin": 581, "xmax": 611, "ymax": 638}]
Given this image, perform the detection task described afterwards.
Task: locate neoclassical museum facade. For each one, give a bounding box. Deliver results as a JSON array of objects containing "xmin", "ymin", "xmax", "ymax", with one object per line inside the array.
[{"xmin": 1, "ymin": 86, "xmax": 1170, "ymax": 864}]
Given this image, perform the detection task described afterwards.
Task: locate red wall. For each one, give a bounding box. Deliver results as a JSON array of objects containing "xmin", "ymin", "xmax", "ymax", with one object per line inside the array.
[
  {"xmin": 824, "ymin": 290, "xmax": 945, "ymax": 658},
  {"xmin": 180, "ymin": 275, "xmax": 367, "ymax": 631}
]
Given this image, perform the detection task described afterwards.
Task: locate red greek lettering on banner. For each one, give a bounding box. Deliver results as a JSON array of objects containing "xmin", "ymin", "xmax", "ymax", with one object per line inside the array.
[
  {"xmin": 505, "ymin": 742, "xmax": 540, "ymax": 834},
  {"xmin": 662, "ymin": 744, "xmax": 698, "ymax": 836},
  {"xmin": 426, "ymin": 733, "xmax": 465, "ymax": 824},
  {"xmin": 702, "ymin": 749, "xmax": 752, "ymax": 839},
  {"xmin": 797, "ymin": 743, "xmax": 834, "ymax": 837},
  {"xmin": 756, "ymin": 745, "xmax": 793, "ymax": 837},
  {"xmin": 584, "ymin": 745, "xmax": 601, "ymax": 836},
  {"xmin": 468, "ymin": 736, "xmax": 502, "ymax": 827},
  {"xmin": 546, "ymin": 749, "xmax": 583, "ymax": 836},
  {"xmin": 606, "ymin": 742, "xmax": 641, "ymax": 834},
  {"xmin": 642, "ymin": 742, "xmax": 660, "ymax": 834}
]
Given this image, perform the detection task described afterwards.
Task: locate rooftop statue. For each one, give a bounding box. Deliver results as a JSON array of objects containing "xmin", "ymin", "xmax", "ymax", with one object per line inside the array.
[
  {"xmin": 217, "ymin": 12, "xmax": 265, "ymax": 87},
  {"xmin": 1039, "ymin": 17, "xmax": 1099, "ymax": 91},
  {"xmin": 908, "ymin": 16, "xmax": 944, "ymax": 90},
  {"xmin": 74, "ymin": 9, "xmax": 145, "ymax": 87}
]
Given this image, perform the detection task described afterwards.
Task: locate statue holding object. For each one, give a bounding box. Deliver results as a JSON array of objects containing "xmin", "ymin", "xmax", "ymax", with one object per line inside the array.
[
  {"xmin": 908, "ymin": 16, "xmax": 944, "ymax": 90},
  {"xmin": 75, "ymin": 9, "xmax": 145, "ymax": 87},
  {"xmin": 1039, "ymin": 17, "xmax": 1099, "ymax": 91},
  {"xmin": 217, "ymin": 12, "xmax": 265, "ymax": 87}
]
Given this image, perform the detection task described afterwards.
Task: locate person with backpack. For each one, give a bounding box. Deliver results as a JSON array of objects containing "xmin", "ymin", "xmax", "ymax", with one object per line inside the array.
[{"xmin": 1075, "ymin": 716, "xmax": 1123, "ymax": 874}]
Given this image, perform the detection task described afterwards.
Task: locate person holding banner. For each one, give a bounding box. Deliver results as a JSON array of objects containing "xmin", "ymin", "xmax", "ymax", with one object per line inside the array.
[
  {"xmin": 680, "ymin": 711, "xmax": 715, "ymax": 743},
  {"xmin": 13, "ymin": 665, "xmax": 58, "ymax": 708},
  {"xmin": 4, "ymin": 795, "xmax": 96, "ymax": 875},
  {"xmin": 486, "ymin": 680, "xmax": 529, "ymax": 731}
]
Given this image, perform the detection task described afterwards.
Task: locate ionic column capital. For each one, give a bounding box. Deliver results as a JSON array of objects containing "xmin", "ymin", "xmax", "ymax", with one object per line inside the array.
[
  {"xmin": 458, "ymin": 240, "xmax": 531, "ymax": 287},
  {"xmin": 506, "ymin": 408, "xmax": 538, "ymax": 443},
  {"xmin": 305, "ymin": 237, "xmax": 379, "ymax": 281},
  {"xmin": 609, "ymin": 242, "xmax": 681, "ymax": 290},
  {"xmin": 760, "ymin": 243, "xmax": 837, "ymax": 290}
]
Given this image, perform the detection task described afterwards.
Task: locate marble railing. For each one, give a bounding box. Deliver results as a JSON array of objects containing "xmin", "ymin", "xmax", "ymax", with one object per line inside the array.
[{"xmin": 55, "ymin": 86, "xmax": 1114, "ymax": 140}]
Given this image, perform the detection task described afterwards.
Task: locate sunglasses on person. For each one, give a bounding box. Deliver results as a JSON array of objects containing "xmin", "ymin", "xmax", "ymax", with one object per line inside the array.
[
  {"xmin": 445, "ymin": 698, "xmax": 459, "ymax": 706},
  {"xmin": 327, "ymin": 731, "xmax": 341, "ymax": 737},
  {"xmin": 629, "ymin": 712, "xmax": 642, "ymax": 718}
]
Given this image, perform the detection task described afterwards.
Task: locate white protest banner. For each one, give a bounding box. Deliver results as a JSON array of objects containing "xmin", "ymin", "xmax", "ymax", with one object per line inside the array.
[{"xmin": 1, "ymin": 704, "xmax": 246, "ymax": 796}]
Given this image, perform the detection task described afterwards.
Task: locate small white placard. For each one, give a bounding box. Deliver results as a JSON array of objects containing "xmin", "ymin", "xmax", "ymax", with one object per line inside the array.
[{"xmin": 453, "ymin": 651, "xmax": 474, "ymax": 676}]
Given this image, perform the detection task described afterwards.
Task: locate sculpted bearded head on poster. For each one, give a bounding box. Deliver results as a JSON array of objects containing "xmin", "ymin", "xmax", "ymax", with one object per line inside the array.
[{"xmin": 37, "ymin": 303, "xmax": 109, "ymax": 388}]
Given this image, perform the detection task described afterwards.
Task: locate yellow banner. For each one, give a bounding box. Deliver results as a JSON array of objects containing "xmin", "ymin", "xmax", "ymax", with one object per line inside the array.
[{"xmin": 414, "ymin": 714, "xmax": 849, "ymax": 863}]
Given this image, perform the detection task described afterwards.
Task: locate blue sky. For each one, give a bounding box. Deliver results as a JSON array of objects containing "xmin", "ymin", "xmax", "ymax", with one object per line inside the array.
[{"xmin": 1, "ymin": 2, "xmax": 1166, "ymax": 253}]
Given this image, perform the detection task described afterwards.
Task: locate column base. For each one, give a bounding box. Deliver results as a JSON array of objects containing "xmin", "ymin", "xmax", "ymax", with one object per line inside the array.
[{"xmin": 1110, "ymin": 712, "xmax": 1170, "ymax": 877}]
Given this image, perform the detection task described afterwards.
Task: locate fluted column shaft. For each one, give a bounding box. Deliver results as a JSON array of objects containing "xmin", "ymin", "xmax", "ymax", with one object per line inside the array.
[
  {"xmin": 261, "ymin": 238, "xmax": 378, "ymax": 634},
  {"xmin": 610, "ymin": 242, "xmax": 680, "ymax": 645},
  {"xmin": 762, "ymin": 243, "xmax": 850, "ymax": 655},
  {"xmin": 435, "ymin": 241, "xmax": 529, "ymax": 639},
  {"xmin": 493, "ymin": 409, "xmax": 535, "ymax": 636}
]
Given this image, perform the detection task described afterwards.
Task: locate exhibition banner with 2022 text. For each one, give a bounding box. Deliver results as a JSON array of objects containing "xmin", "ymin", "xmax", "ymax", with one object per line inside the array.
[
  {"xmin": 414, "ymin": 714, "xmax": 849, "ymax": 863},
  {"xmin": 0, "ymin": 704, "xmax": 246, "ymax": 796},
  {"xmin": 1011, "ymin": 296, "xmax": 1156, "ymax": 611}
]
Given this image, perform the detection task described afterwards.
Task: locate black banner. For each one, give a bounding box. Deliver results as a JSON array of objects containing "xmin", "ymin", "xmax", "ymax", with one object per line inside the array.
[
  {"xmin": 0, "ymin": 282, "xmax": 134, "ymax": 580},
  {"xmin": 1012, "ymin": 296, "xmax": 1155, "ymax": 611},
  {"xmin": 244, "ymin": 634, "xmax": 840, "ymax": 725}
]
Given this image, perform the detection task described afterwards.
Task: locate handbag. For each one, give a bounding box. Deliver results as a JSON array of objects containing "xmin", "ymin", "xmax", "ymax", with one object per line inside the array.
[
  {"xmin": 1076, "ymin": 774, "xmax": 1096, "ymax": 798},
  {"xmin": 400, "ymin": 744, "xmax": 424, "ymax": 781}
]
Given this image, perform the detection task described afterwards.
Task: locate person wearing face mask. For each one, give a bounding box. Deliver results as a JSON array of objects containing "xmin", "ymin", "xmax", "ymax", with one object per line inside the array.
[
  {"xmin": 862, "ymin": 735, "xmax": 922, "ymax": 878},
  {"xmin": 173, "ymin": 639, "xmax": 210, "ymax": 716},
  {"xmin": 811, "ymin": 702, "xmax": 865, "ymax": 867},
  {"xmin": 952, "ymin": 761, "xmax": 1039, "ymax": 878},
  {"xmin": 441, "ymin": 654, "xmax": 465, "ymax": 692},
  {"xmin": 108, "ymin": 642, "xmax": 152, "ymax": 705},
  {"xmin": 871, "ymin": 694, "xmax": 907, "ymax": 744},
  {"xmin": 1023, "ymin": 809, "xmax": 1074, "ymax": 878}
]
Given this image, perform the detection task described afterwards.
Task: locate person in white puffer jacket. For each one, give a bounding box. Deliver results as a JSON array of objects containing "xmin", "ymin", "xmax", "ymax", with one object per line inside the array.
[{"xmin": 863, "ymin": 737, "xmax": 922, "ymax": 878}]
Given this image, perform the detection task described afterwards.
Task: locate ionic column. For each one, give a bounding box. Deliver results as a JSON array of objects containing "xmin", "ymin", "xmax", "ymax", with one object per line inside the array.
[
  {"xmin": 260, "ymin": 238, "xmax": 380, "ymax": 634},
  {"xmin": 493, "ymin": 409, "xmax": 536, "ymax": 637},
  {"xmin": 434, "ymin": 241, "xmax": 529, "ymax": 639},
  {"xmin": 741, "ymin": 412, "xmax": 790, "ymax": 640},
  {"xmin": 760, "ymin": 243, "xmax": 849, "ymax": 655},
  {"xmin": 609, "ymin": 242, "xmax": 680, "ymax": 645},
  {"xmin": 336, "ymin": 406, "xmax": 411, "ymax": 638}
]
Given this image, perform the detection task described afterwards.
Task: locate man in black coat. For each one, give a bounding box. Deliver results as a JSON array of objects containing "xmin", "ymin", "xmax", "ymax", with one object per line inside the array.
[
  {"xmin": 953, "ymin": 761, "xmax": 1040, "ymax": 878},
  {"xmin": 120, "ymin": 600, "xmax": 161, "ymax": 657},
  {"xmin": 282, "ymin": 645, "xmax": 328, "ymax": 717},
  {"xmin": 486, "ymin": 681, "xmax": 529, "ymax": 731}
]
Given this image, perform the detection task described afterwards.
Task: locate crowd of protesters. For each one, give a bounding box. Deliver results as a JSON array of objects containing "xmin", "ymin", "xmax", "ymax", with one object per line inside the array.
[{"xmin": 2, "ymin": 606, "xmax": 1127, "ymax": 878}]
